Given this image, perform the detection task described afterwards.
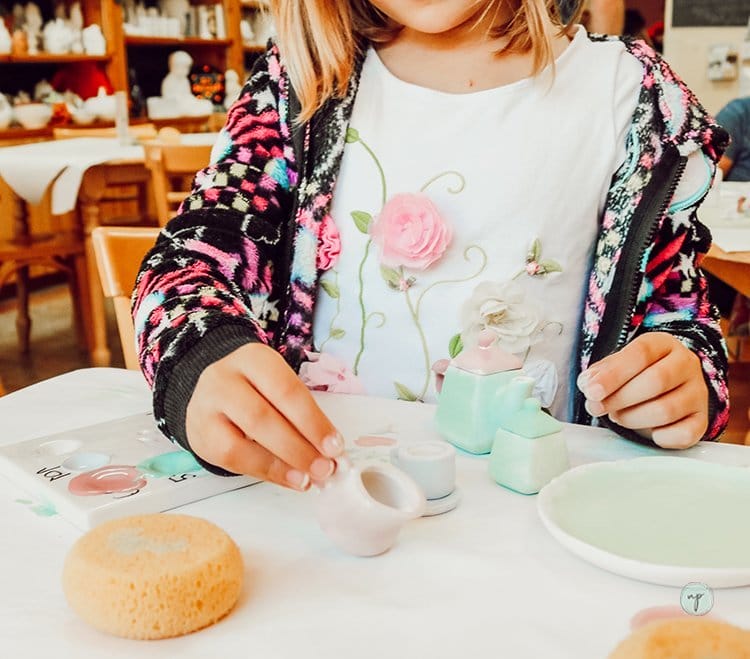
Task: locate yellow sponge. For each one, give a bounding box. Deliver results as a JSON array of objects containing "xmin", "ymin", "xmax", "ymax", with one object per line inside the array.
[
  {"xmin": 63, "ymin": 514, "xmax": 243, "ymax": 640},
  {"xmin": 609, "ymin": 617, "xmax": 750, "ymax": 659}
]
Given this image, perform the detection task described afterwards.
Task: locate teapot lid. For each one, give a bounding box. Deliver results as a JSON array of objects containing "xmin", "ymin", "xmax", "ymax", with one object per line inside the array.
[{"xmin": 451, "ymin": 329, "xmax": 523, "ymax": 375}]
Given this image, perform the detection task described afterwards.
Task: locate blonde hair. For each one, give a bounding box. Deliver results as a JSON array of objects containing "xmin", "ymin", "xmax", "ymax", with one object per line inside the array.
[{"xmin": 269, "ymin": 0, "xmax": 582, "ymax": 123}]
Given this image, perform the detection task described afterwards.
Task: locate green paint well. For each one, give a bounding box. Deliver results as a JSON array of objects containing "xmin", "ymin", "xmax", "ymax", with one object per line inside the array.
[
  {"xmin": 30, "ymin": 502, "xmax": 57, "ymax": 517},
  {"xmin": 137, "ymin": 450, "xmax": 203, "ymax": 477},
  {"xmin": 16, "ymin": 499, "xmax": 57, "ymax": 517}
]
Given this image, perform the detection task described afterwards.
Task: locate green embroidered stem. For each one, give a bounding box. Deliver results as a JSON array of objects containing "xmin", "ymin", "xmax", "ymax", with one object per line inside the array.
[
  {"xmin": 366, "ymin": 311, "xmax": 387, "ymax": 328},
  {"xmin": 419, "ymin": 170, "xmax": 466, "ymax": 194},
  {"xmin": 353, "ymin": 239, "xmax": 372, "ymax": 374},
  {"xmin": 358, "ymin": 137, "xmax": 388, "ymax": 207},
  {"xmin": 319, "ymin": 271, "xmax": 341, "ymax": 351},
  {"xmin": 351, "ymin": 133, "xmax": 388, "ymax": 373},
  {"xmin": 415, "ymin": 245, "xmax": 488, "ymax": 317},
  {"xmin": 401, "ymin": 267, "xmax": 432, "ymax": 401}
]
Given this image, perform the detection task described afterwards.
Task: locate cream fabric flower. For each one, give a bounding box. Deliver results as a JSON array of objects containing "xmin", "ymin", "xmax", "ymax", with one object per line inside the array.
[{"xmin": 460, "ymin": 280, "xmax": 543, "ymax": 355}]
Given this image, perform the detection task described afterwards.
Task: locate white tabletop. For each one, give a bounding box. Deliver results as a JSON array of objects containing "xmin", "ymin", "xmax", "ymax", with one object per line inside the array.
[
  {"xmin": 0, "ymin": 133, "xmax": 218, "ymax": 215},
  {"xmin": 702, "ymin": 181, "xmax": 750, "ymax": 252},
  {"xmin": 0, "ymin": 368, "xmax": 748, "ymax": 658}
]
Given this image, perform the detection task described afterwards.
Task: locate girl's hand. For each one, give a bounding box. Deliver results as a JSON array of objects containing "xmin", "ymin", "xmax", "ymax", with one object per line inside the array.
[
  {"xmin": 185, "ymin": 343, "xmax": 344, "ymax": 490},
  {"xmin": 577, "ymin": 332, "xmax": 709, "ymax": 449}
]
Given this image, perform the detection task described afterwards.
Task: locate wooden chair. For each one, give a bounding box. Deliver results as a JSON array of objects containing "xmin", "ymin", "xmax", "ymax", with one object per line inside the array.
[
  {"xmin": 0, "ymin": 187, "xmax": 91, "ymax": 355},
  {"xmin": 143, "ymin": 140, "xmax": 213, "ymax": 226},
  {"xmin": 54, "ymin": 124, "xmax": 160, "ymax": 227},
  {"xmin": 91, "ymin": 226, "xmax": 160, "ymax": 370}
]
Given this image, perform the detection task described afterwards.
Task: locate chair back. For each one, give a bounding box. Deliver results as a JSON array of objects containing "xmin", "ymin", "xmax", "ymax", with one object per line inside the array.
[
  {"xmin": 91, "ymin": 226, "xmax": 160, "ymax": 370},
  {"xmin": 143, "ymin": 141, "xmax": 213, "ymax": 226},
  {"xmin": 53, "ymin": 124, "xmax": 158, "ymax": 140}
]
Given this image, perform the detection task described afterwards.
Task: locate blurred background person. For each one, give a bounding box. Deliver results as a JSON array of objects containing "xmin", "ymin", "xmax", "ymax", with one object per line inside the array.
[
  {"xmin": 623, "ymin": 8, "xmax": 653, "ymax": 45},
  {"xmin": 647, "ymin": 20, "xmax": 664, "ymax": 54},
  {"xmin": 717, "ymin": 97, "xmax": 750, "ymax": 182},
  {"xmin": 557, "ymin": 0, "xmax": 624, "ymax": 34},
  {"xmin": 587, "ymin": 0, "xmax": 625, "ymax": 34}
]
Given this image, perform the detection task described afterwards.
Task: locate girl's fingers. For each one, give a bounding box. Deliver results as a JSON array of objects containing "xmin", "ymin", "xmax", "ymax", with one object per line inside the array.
[
  {"xmin": 578, "ymin": 332, "xmax": 676, "ymax": 402},
  {"xmin": 584, "ymin": 348, "xmax": 691, "ymax": 417},
  {"xmin": 193, "ymin": 414, "xmax": 311, "ymax": 490},
  {"xmin": 607, "ymin": 382, "xmax": 706, "ymax": 440},
  {"xmin": 222, "ymin": 376, "xmax": 336, "ymax": 481},
  {"xmin": 650, "ymin": 413, "xmax": 708, "ymax": 450},
  {"xmin": 237, "ymin": 343, "xmax": 344, "ymax": 458}
]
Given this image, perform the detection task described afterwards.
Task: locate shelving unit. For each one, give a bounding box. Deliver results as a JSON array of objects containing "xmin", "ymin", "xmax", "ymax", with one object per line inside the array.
[
  {"xmin": 0, "ymin": 0, "xmax": 269, "ymax": 139},
  {"xmin": 0, "ymin": 53, "xmax": 112, "ymax": 63},
  {"xmin": 124, "ymin": 36, "xmax": 233, "ymax": 47}
]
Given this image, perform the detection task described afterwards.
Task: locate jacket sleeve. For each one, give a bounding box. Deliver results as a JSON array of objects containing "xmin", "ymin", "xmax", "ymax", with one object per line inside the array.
[
  {"xmin": 632, "ymin": 153, "xmax": 729, "ymax": 441},
  {"xmin": 131, "ymin": 43, "xmax": 298, "ymax": 462}
]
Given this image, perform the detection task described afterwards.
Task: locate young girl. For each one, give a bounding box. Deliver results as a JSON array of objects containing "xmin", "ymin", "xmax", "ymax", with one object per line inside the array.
[{"xmin": 133, "ymin": 0, "xmax": 729, "ymax": 490}]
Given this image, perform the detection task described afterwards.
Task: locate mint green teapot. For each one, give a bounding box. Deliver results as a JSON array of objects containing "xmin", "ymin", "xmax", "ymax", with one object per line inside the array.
[{"xmin": 435, "ymin": 329, "xmax": 523, "ymax": 454}]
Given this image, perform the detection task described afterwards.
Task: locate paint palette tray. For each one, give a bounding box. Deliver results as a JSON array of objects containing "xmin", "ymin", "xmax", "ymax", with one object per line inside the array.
[{"xmin": 0, "ymin": 412, "xmax": 259, "ymax": 530}]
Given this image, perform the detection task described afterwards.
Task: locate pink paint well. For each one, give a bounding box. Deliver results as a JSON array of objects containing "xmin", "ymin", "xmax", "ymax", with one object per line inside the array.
[
  {"xmin": 355, "ymin": 435, "xmax": 398, "ymax": 448},
  {"xmin": 68, "ymin": 465, "xmax": 147, "ymax": 496},
  {"xmin": 630, "ymin": 606, "xmax": 699, "ymax": 631}
]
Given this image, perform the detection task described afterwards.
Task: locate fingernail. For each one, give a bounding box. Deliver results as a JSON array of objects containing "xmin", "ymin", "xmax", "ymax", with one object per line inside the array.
[
  {"xmin": 310, "ymin": 457, "xmax": 335, "ymax": 481},
  {"xmin": 586, "ymin": 383, "xmax": 606, "ymax": 402},
  {"xmin": 321, "ymin": 432, "xmax": 344, "ymax": 457},
  {"xmin": 286, "ymin": 469, "xmax": 310, "ymax": 491},
  {"xmin": 585, "ymin": 399, "xmax": 605, "ymax": 418},
  {"xmin": 577, "ymin": 369, "xmax": 595, "ymax": 392}
]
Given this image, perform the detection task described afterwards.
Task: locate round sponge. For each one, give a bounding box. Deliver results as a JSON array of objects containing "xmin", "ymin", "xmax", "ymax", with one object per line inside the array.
[
  {"xmin": 63, "ymin": 514, "xmax": 243, "ymax": 640},
  {"xmin": 609, "ymin": 617, "xmax": 750, "ymax": 659}
]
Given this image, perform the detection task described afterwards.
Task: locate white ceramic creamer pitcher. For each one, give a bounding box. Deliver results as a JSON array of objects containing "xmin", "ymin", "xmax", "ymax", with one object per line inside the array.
[{"xmin": 315, "ymin": 456, "xmax": 425, "ymax": 556}]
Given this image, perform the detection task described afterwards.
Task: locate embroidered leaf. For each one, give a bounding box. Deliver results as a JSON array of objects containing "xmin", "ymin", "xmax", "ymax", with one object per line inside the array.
[
  {"xmin": 448, "ymin": 333, "xmax": 464, "ymax": 358},
  {"xmin": 345, "ymin": 127, "xmax": 360, "ymax": 143},
  {"xmin": 539, "ymin": 259, "xmax": 563, "ymax": 274},
  {"xmin": 527, "ymin": 238, "xmax": 541, "ymax": 263},
  {"xmin": 380, "ymin": 265, "xmax": 401, "ymax": 288},
  {"xmin": 351, "ymin": 210, "xmax": 372, "ymax": 233},
  {"xmin": 330, "ymin": 328, "xmax": 346, "ymax": 339},
  {"xmin": 320, "ymin": 280, "xmax": 340, "ymax": 298},
  {"xmin": 394, "ymin": 381, "xmax": 419, "ymax": 402}
]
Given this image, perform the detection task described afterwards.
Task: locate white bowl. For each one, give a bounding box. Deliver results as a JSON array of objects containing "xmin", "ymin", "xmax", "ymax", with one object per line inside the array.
[
  {"xmin": 146, "ymin": 96, "xmax": 181, "ymax": 120},
  {"xmin": 0, "ymin": 108, "xmax": 12, "ymax": 130},
  {"xmin": 70, "ymin": 108, "xmax": 96, "ymax": 125},
  {"xmin": 14, "ymin": 103, "xmax": 53, "ymax": 129},
  {"xmin": 84, "ymin": 94, "xmax": 117, "ymax": 121}
]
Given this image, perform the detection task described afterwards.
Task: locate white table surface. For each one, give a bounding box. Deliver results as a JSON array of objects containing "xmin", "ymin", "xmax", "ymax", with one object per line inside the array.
[
  {"xmin": 1, "ymin": 368, "xmax": 749, "ymax": 659},
  {"xmin": 702, "ymin": 181, "xmax": 750, "ymax": 252},
  {"xmin": 0, "ymin": 133, "xmax": 218, "ymax": 214}
]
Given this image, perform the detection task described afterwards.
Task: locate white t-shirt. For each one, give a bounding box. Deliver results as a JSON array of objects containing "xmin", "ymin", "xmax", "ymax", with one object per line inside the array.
[{"xmin": 312, "ymin": 27, "xmax": 642, "ymax": 419}]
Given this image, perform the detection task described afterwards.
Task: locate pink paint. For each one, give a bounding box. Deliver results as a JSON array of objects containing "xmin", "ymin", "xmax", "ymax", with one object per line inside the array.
[
  {"xmin": 355, "ymin": 436, "xmax": 398, "ymax": 448},
  {"xmin": 630, "ymin": 606, "xmax": 698, "ymax": 631},
  {"xmin": 68, "ymin": 466, "xmax": 147, "ymax": 496}
]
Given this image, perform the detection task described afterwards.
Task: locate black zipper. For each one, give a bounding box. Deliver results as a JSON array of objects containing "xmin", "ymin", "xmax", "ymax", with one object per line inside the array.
[
  {"xmin": 574, "ymin": 145, "xmax": 688, "ymax": 424},
  {"xmin": 276, "ymin": 83, "xmax": 309, "ymax": 355}
]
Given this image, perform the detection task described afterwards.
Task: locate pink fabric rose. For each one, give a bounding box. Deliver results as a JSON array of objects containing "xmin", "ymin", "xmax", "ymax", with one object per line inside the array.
[
  {"xmin": 370, "ymin": 193, "xmax": 452, "ymax": 270},
  {"xmin": 525, "ymin": 261, "xmax": 541, "ymax": 276},
  {"xmin": 317, "ymin": 214, "xmax": 341, "ymax": 271},
  {"xmin": 299, "ymin": 351, "xmax": 364, "ymax": 394}
]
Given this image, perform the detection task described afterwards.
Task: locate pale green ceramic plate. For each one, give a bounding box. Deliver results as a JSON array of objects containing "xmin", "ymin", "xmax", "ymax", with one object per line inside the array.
[{"xmin": 537, "ymin": 456, "xmax": 750, "ymax": 588}]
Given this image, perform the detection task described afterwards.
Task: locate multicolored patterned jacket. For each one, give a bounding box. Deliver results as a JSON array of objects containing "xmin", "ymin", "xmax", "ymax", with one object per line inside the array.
[{"xmin": 132, "ymin": 35, "xmax": 730, "ymax": 459}]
